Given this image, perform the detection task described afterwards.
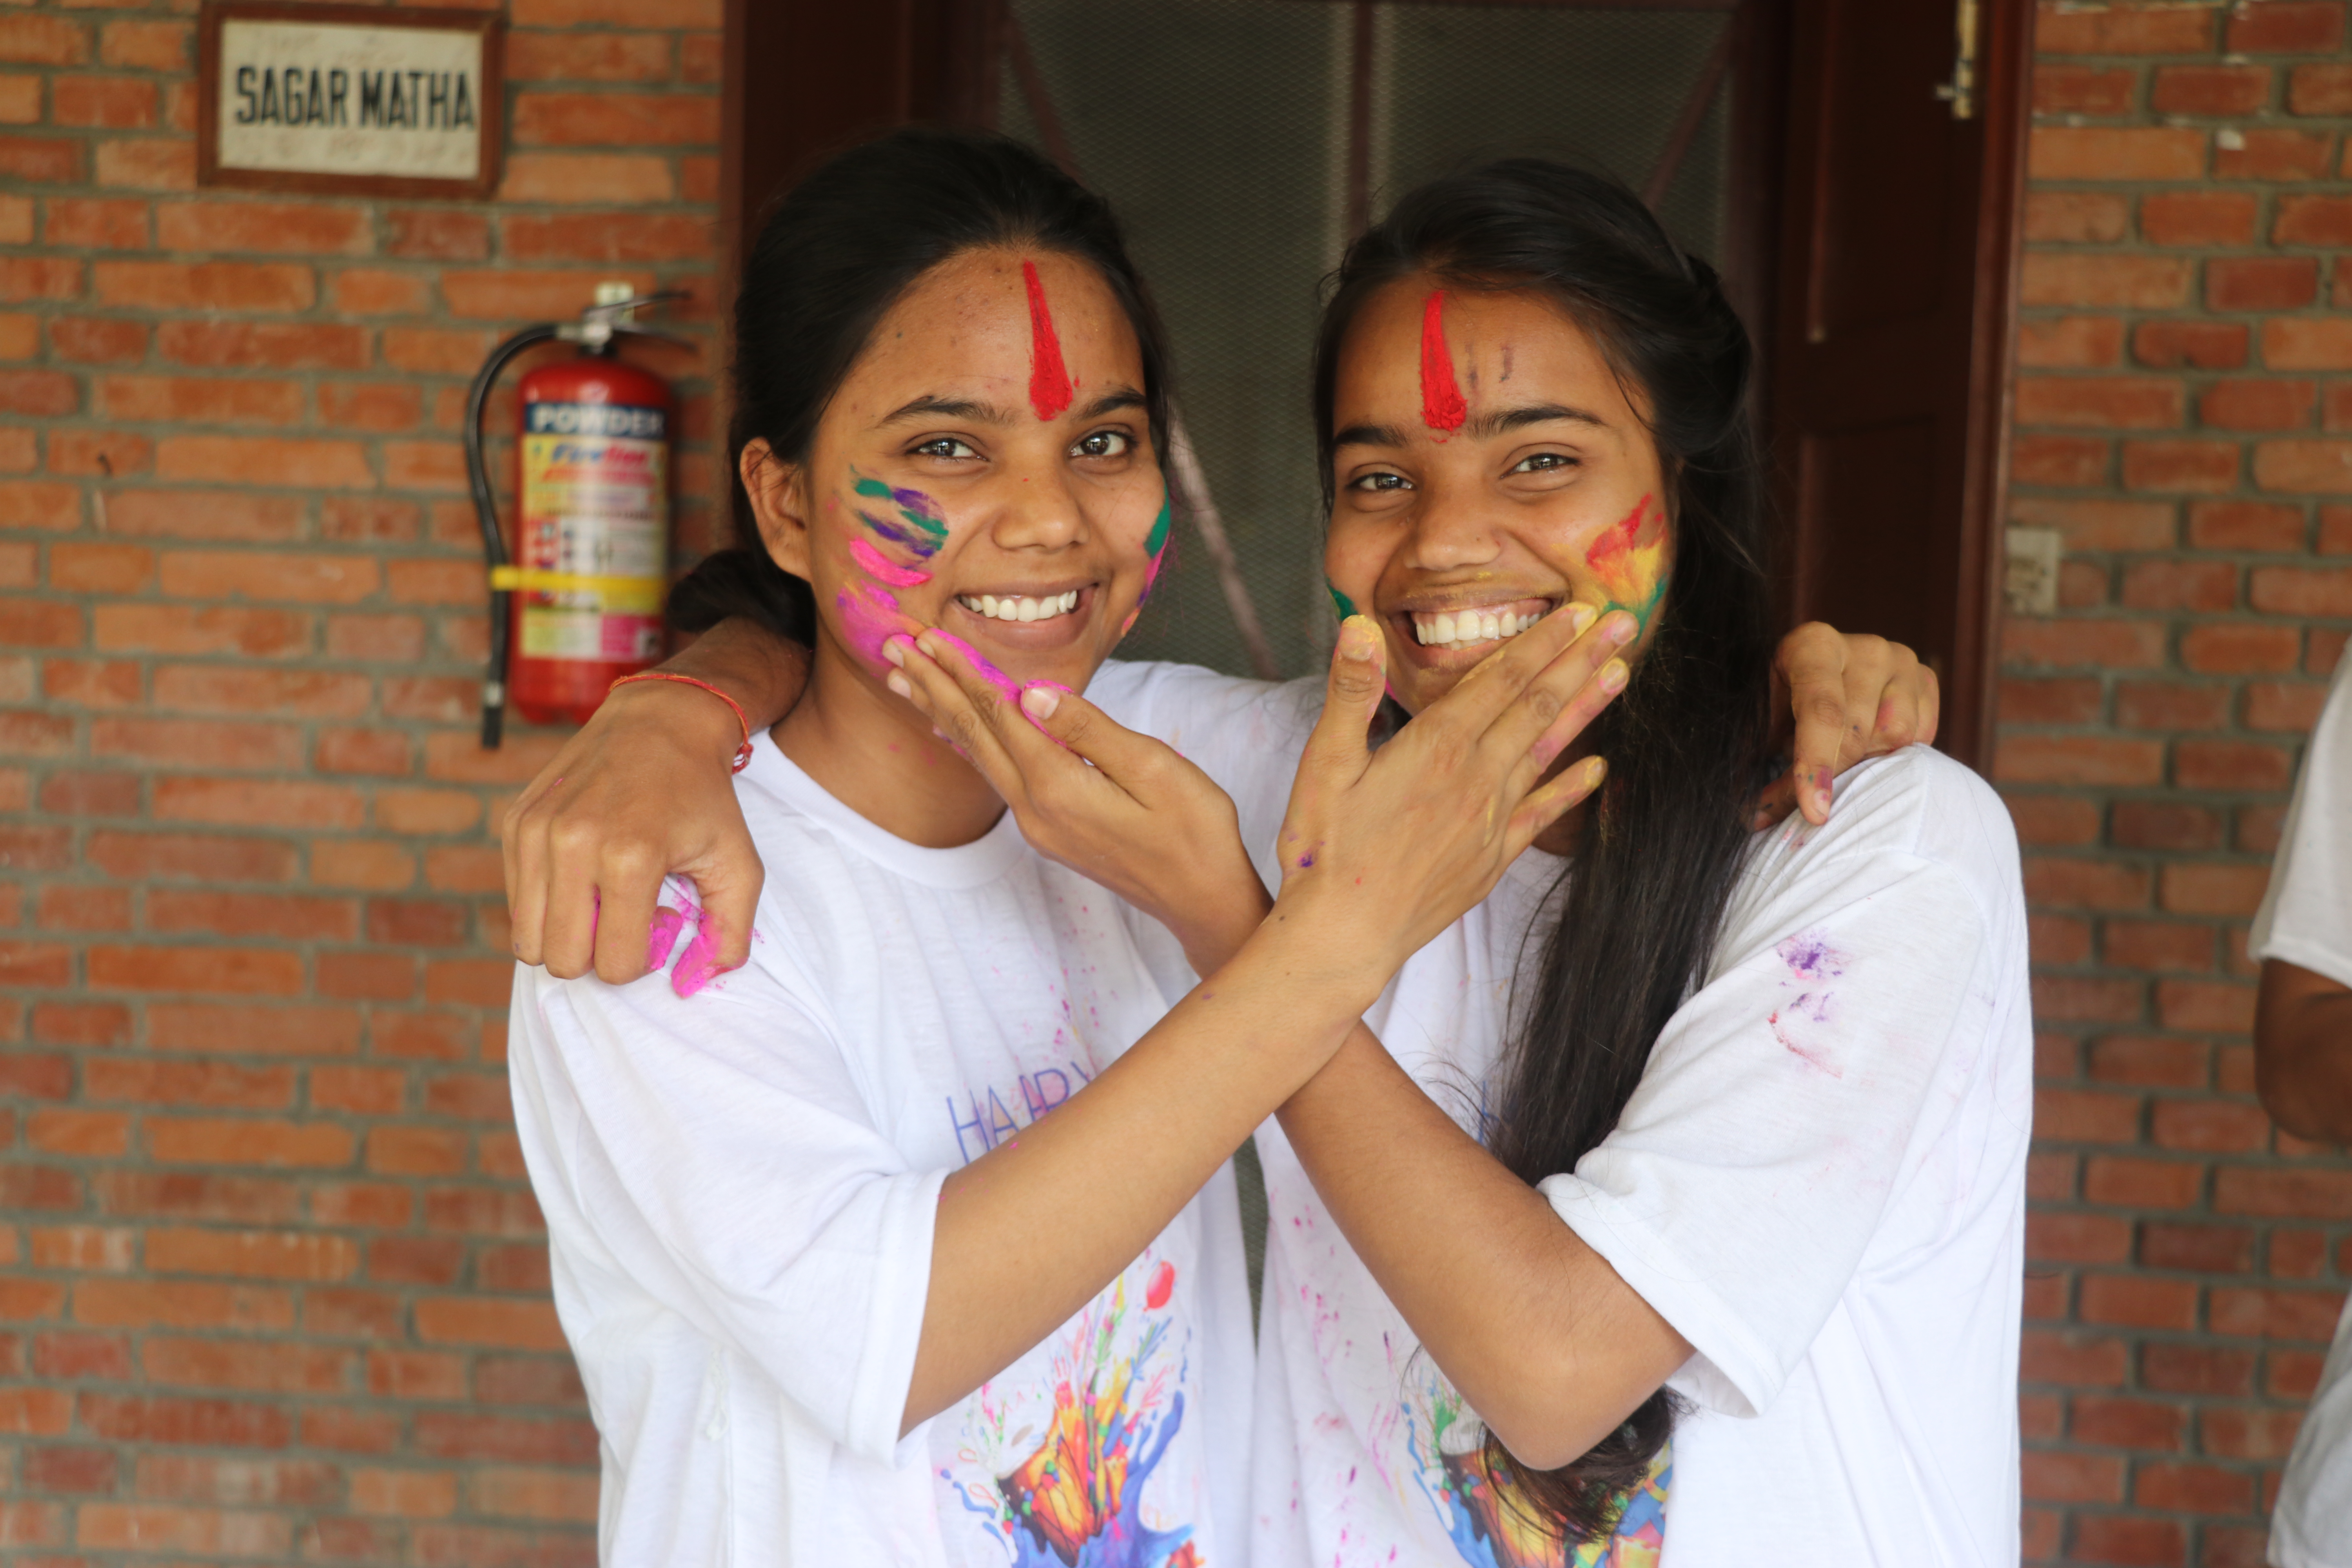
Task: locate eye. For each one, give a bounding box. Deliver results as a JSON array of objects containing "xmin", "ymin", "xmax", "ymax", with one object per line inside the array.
[
  {"xmin": 1348, "ymin": 470, "xmax": 1412, "ymax": 493},
  {"xmin": 911, "ymin": 436, "xmax": 978, "ymax": 460},
  {"xmin": 1072, "ymin": 429, "xmax": 1131, "ymax": 459},
  {"xmin": 1511, "ymin": 452, "xmax": 1576, "ymax": 474}
]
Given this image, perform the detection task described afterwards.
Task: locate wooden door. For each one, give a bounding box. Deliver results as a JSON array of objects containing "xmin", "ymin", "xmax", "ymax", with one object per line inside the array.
[{"xmin": 1767, "ymin": 0, "xmax": 2033, "ymax": 767}]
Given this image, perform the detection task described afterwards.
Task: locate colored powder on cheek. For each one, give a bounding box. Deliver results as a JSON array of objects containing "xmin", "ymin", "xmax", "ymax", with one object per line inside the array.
[
  {"xmin": 1327, "ymin": 583, "xmax": 1357, "ymax": 619},
  {"xmin": 1022, "ymin": 258, "xmax": 1073, "ymax": 421},
  {"xmin": 1585, "ymin": 492, "xmax": 1670, "ymax": 625},
  {"xmin": 1418, "ymin": 290, "xmax": 1467, "ymax": 433},
  {"xmin": 858, "ymin": 508, "xmax": 938, "ymax": 558},
  {"xmin": 836, "ymin": 580, "xmax": 906, "ymax": 669},
  {"xmin": 853, "ymin": 475, "xmax": 949, "ymax": 554},
  {"xmin": 1143, "ymin": 494, "xmax": 1171, "ymax": 558},
  {"xmin": 849, "ymin": 537, "xmax": 931, "ymax": 588},
  {"xmin": 646, "ymin": 907, "xmax": 686, "ymax": 971}
]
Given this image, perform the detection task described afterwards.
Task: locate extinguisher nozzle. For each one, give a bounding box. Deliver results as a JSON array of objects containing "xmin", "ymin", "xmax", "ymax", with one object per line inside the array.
[{"xmin": 481, "ymin": 700, "xmax": 505, "ymax": 750}]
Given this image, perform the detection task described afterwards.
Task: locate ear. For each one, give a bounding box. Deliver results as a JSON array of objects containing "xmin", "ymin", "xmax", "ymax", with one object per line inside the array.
[{"xmin": 740, "ymin": 439, "xmax": 813, "ymax": 580}]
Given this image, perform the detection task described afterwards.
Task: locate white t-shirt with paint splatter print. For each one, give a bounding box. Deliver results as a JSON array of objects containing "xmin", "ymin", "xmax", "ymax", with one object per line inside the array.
[
  {"xmin": 1096, "ymin": 662, "xmax": 2033, "ymax": 1568},
  {"xmin": 505, "ymin": 724, "xmax": 1255, "ymax": 1568}
]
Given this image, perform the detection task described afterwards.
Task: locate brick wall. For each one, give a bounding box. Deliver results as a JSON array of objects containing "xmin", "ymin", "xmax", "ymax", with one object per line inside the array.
[
  {"xmin": 2005, "ymin": 1, "xmax": 2352, "ymax": 1562},
  {"xmin": 0, "ymin": 0, "xmax": 717, "ymax": 1557}
]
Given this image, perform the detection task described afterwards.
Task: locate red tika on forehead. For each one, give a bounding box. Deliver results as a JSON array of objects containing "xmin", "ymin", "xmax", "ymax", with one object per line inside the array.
[
  {"xmin": 1419, "ymin": 290, "xmax": 1467, "ymax": 433},
  {"xmin": 1022, "ymin": 258, "xmax": 1073, "ymax": 421}
]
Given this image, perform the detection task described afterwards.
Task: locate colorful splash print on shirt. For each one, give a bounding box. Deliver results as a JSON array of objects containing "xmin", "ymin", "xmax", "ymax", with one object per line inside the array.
[
  {"xmin": 943, "ymin": 1264, "xmax": 1198, "ymax": 1567},
  {"xmin": 1405, "ymin": 1377, "xmax": 1668, "ymax": 1568},
  {"xmin": 1024, "ymin": 258, "xmax": 1075, "ymax": 421},
  {"xmin": 1584, "ymin": 493, "xmax": 1669, "ymax": 629},
  {"xmin": 1420, "ymin": 291, "xmax": 1469, "ymax": 434}
]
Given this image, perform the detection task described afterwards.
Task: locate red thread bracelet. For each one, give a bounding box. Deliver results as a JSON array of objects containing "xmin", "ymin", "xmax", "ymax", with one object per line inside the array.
[{"xmin": 608, "ymin": 672, "xmax": 757, "ymax": 773}]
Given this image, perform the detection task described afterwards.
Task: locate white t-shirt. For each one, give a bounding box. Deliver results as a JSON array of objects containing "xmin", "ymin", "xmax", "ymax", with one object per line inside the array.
[
  {"xmin": 506, "ymin": 695, "xmax": 1255, "ymax": 1568},
  {"xmin": 2252, "ymin": 646, "xmax": 2352, "ymax": 1568},
  {"xmin": 1106, "ymin": 664, "xmax": 2034, "ymax": 1568}
]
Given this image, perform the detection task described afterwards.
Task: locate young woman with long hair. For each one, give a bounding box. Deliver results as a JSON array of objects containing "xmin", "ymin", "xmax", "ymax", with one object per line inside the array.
[{"xmin": 504, "ymin": 128, "xmax": 1633, "ymax": 1567}]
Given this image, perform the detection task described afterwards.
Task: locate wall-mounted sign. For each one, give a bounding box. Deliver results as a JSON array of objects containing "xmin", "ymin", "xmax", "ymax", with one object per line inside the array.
[{"xmin": 198, "ymin": 2, "xmax": 503, "ymax": 200}]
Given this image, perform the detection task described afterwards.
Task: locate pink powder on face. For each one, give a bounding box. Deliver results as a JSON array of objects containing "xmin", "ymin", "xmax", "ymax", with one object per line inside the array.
[
  {"xmin": 646, "ymin": 907, "xmax": 686, "ymax": 971},
  {"xmin": 849, "ymin": 537, "xmax": 931, "ymax": 588},
  {"xmin": 836, "ymin": 581, "xmax": 906, "ymax": 670}
]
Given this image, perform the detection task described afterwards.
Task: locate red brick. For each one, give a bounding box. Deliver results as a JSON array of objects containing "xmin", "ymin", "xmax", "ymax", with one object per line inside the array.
[
  {"xmin": 496, "ymin": 151, "xmax": 674, "ymax": 204},
  {"xmin": 2151, "ymin": 1098, "xmax": 2272, "ymax": 1152},
  {"xmin": 2201, "ymin": 1407, "xmax": 2305, "ymax": 1461},
  {"xmin": 2245, "ymin": 679, "xmax": 2328, "ymax": 731},
  {"xmin": 2189, "ymin": 500, "xmax": 2306, "ymax": 551},
  {"xmin": 0, "ymin": 257, "xmax": 81, "ymax": 301},
  {"xmin": 154, "ymin": 437, "xmax": 372, "ymax": 489},
  {"xmin": 2080, "ymin": 1269, "xmax": 2200, "ymax": 1327},
  {"xmin": 77, "ymin": 1393, "xmax": 291, "ymax": 1447},
  {"xmin": 2252, "ymin": 565, "xmax": 2352, "ymax": 615},
  {"xmin": 1995, "ymin": 734, "xmax": 2164, "ymax": 785},
  {"xmin": 53, "ymin": 74, "xmax": 156, "ymax": 129},
  {"xmin": 2019, "ymin": 316, "xmax": 2125, "ymax": 369},
  {"xmin": 25, "ymin": 1445, "xmax": 118, "ymax": 1493},
  {"xmin": 2182, "ymin": 623, "xmax": 2301, "ymax": 673},
  {"xmin": 102, "ymin": 374, "xmax": 303, "ymax": 427},
  {"xmin": 383, "ymin": 207, "xmax": 490, "ymax": 261},
  {"xmin": 2228, "ymin": 1, "xmax": 2347, "ymax": 52},
  {"xmin": 2211, "ymin": 1286, "xmax": 2346, "ymax": 1341},
  {"xmin": 2289, "ymin": 61, "xmax": 2352, "ymax": 113},
  {"xmin": 513, "ymin": 91, "xmax": 717, "ymax": 147},
  {"xmin": 2022, "ymin": 1327, "xmax": 2128, "ymax": 1387},
  {"xmin": 2011, "ymin": 496, "xmax": 2176, "ymax": 549},
  {"xmin": 2218, "ymin": 127, "xmax": 2336, "ymax": 180},
  {"xmin": 2038, "ymin": 5, "xmax": 2216, "ymax": 51},
  {"xmin": 2258, "ymin": 439, "xmax": 2352, "ymax": 491},
  {"xmin": 2202, "ymin": 379, "xmax": 2314, "ymax": 432},
  {"xmin": 158, "ymin": 320, "xmax": 367, "ymax": 370},
  {"xmin": 0, "ymin": 15, "xmax": 90, "ymax": 66},
  {"xmin": 503, "ymin": 211, "xmax": 715, "ymax": 263},
  {"xmin": 2030, "ymin": 1209, "xmax": 2131, "ymax": 1263},
  {"xmin": 2003, "ymin": 618, "xmax": 2167, "ymax": 670},
  {"xmin": 92, "ymin": 260, "xmax": 314, "ymax": 312},
  {"xmin": 2135, "ymin": 1461, "xmax": 2253, "ymax": 1515},
  {"xmin": 2276, "ymin": 194, "xmax": 2352, "ymax": 249},
  {"xmin": 49, "ymin": 315, "xmax": 147, "ymax": 363},
  {"xmin": 2142, "ymin": 1222, "xmax": 2253, "ymax": 1273},
  {"xmin": 2154, "ymin": 64, "xmax": 2273, "ymax": 116},
  {"xmin": 155, "ymin": 200, "xmax": 368, "ymax": 256},
  {"xmin": 2036, "ymin": 63, "xmax": 2136, "ymax": 114},
  {"xmin": 2210, "ymin": 256, "xmax": 2319, "ymax": 311},
  {"xmin": 0, "ymin": 135, "xmax": 80, "ymax": 183},
  {"xmin": 332, "ymin": 268, "xmax": 431, "ymax": 316},
  {"xmin": 2023, "ymin": 254, "xmax": 2192, "ymax": 310},
  {"xmin": 2031, "ymin": 127, "xmax": 2207, "ymax": 181},
  {"xmin": 2265, "ymin": 319, "xmax": 2352, "ymax": 371},
  {"xmin": 84, "ymin": 830, "xmax": 298, "ymax": 884},
  {"xmin": 2024, "ymin": 191, "xmax": 2130, "ymax": 244},
  {"xmin": 2180, "ymin": 739, "xmax": 2295, "ymax": 792},
  {"xmin": 2104, "ymin": 920, "xmax": 2216, "ymax": 972}
]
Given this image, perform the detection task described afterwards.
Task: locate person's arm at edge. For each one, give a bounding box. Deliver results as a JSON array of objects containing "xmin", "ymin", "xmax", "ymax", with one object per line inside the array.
[
  {"xmin": 503, "ymin": 617, "xmax": 807, "ymax": 984},
  {"xmin": 2255, "ymin": 958, "xmax": 2352, "ymax": 1143}
]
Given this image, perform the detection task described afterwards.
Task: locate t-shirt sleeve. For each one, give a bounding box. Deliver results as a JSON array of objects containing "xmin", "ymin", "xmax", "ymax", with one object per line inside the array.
[
  {"xmin": 1537, "ymin": 846, "xmax": 1992, "ymax": 1421},
  {"xmin": 2251, "ymin": 646, "xmax": 2352, "ymax": 989},
  {"xmin": 514, "ymin": 959, "xmax": 942, "ymax": 1463}
]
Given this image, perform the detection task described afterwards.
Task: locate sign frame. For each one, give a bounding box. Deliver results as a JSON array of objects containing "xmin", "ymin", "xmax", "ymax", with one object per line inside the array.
[{"xmin": 197, "ymin": 0, "xmax": 504, "ymax": 200}]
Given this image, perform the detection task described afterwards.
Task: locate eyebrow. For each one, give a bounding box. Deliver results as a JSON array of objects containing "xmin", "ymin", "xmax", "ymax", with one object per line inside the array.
[
  {"xmin": 877, "ymin": 386, "xmax": 1148, "ymax": 428},
  {"xmin": 1333, "ymin": 403, "xmax": 1609, "ymax": 451}
]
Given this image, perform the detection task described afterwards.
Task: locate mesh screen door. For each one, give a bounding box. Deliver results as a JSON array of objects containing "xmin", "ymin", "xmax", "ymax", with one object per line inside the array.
[{"xmin": 997, "ymin": 0, "xmax": 1739, "ymax": 682}]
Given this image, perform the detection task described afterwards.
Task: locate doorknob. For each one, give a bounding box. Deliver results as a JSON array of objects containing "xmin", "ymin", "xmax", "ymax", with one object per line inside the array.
[{"xmin": 1933, "ymin": 0, "xmax": 1979, "ymax": 120}]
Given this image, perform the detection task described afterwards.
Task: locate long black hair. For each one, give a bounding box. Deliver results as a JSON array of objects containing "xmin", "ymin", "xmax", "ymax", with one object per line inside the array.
[
  {"xmin": 1314, "ymin": 160, "xmax": 1777, "ymax": 1543},
  {"xmin": 670, "ymin": 126, "xmax": 1173, "ymax": 642}
]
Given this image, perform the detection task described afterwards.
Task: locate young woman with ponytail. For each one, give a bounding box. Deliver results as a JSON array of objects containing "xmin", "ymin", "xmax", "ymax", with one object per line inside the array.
[{"xmin": 508, "ymin": 137, "xmax": 2021, "ymax": 1568}]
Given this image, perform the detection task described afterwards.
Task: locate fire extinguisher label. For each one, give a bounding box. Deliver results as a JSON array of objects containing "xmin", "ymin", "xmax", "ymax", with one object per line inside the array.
[{"xmin": 517, "ymin": 400, "xmax": 667, "ymax": 662}]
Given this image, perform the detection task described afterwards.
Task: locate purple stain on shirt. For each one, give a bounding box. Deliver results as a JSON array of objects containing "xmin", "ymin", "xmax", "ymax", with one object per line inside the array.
[{"xmin": 1777, "ymin": 929, "xmax": 1845, "ymax": 981}]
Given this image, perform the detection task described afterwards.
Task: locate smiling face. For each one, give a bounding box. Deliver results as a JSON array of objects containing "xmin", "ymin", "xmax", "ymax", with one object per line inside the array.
[
  {"xmin": 746, "ymin": 246, "xmax": 1167, "ymax": 699},
  {"xmin": 1323, "ymin": 278, "xmax": 1674, "ymax": 717}
]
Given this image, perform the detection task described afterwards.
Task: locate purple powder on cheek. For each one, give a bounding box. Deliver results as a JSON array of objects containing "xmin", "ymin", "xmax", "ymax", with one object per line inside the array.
[{"xmin": 646, "ymin": 907, "xmax": 686, "ymax": 971}]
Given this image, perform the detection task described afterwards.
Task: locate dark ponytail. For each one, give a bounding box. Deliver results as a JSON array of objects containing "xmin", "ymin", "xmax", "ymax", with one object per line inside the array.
[
  {"xmin": 672, "ymin": 126, "xmax": 1172, "ymax": 644},
  {"xmin": 1314, "ymin": 161, "xmax": 1776, "ymax": 1545}
]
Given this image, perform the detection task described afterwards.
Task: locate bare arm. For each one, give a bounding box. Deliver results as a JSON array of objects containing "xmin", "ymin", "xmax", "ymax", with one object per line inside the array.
[
  {"xmin": 1274, "ymin": 1029, "xmax": 1690, "ymax": 1470},
  {"xmin": 2255, "ymin": 958, "xmax": 2352, "ymax": 1143},
  {"xmin": 503, "ymin": 617, "xmax": 805, "ymax": 984}
]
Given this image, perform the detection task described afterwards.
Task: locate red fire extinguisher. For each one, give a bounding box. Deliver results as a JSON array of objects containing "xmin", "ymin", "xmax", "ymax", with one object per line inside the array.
[{"xmin": 466, "ymin": 282, "xmax": 684, "ymax": 744}]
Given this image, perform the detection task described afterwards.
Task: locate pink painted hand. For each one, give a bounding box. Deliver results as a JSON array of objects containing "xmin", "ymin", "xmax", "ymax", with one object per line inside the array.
[{"xmin": 884, "ymin": 630, "xmax": 1268, "ymax": 976}]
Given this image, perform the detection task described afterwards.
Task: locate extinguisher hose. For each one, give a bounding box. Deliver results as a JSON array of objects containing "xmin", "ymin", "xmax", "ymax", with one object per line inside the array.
[{"xmin": 465, "ymin": 323, "xmax": 564, "ymax": 749}]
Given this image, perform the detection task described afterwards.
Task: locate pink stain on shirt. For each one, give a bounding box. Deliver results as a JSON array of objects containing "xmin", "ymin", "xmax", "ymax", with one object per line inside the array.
[
  {"xmin": 646, "ymin": 907, "xmax": 686, "ymax": 971},
  {"xmin": 849, "ymin": 537, "xmax": 931, "ymax": 588},
  {"xmin": 1418, "ymin": 290, "xmax": 1467, "ymax": 433},
  {"xmin": 1022, "ymin": 258, "xmax": 1073, "ymax": 421}
]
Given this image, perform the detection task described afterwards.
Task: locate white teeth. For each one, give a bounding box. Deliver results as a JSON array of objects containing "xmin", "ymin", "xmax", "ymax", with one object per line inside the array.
[
  {"xmin": 954, "ymin": 592, "xmax": 1084, "ymax": 624},
  {"xmin": 1408, "ymin": 604, "xmax": 1548, "ymax": 651}
]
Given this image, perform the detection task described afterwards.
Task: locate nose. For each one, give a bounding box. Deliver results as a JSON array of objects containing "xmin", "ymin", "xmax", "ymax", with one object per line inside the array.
[
  {"xmin": 988, "ymin": 454, "xmax": 1088, "ymax": 553},
  {"xmin": 1401, "ymin": 477, "xmax": 1505, "ymax": 574}
]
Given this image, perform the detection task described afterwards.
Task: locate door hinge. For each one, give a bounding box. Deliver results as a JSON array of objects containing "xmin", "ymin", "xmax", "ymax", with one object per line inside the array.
[{"xmin": 1933, "ymin": 0, "xmax": 1980, "ymax": 120}]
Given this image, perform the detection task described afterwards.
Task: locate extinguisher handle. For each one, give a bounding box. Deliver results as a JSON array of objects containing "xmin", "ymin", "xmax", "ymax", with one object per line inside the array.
[{"xmin": 465, "ymin": 323, "xmax": 564, "ymax": 750}]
